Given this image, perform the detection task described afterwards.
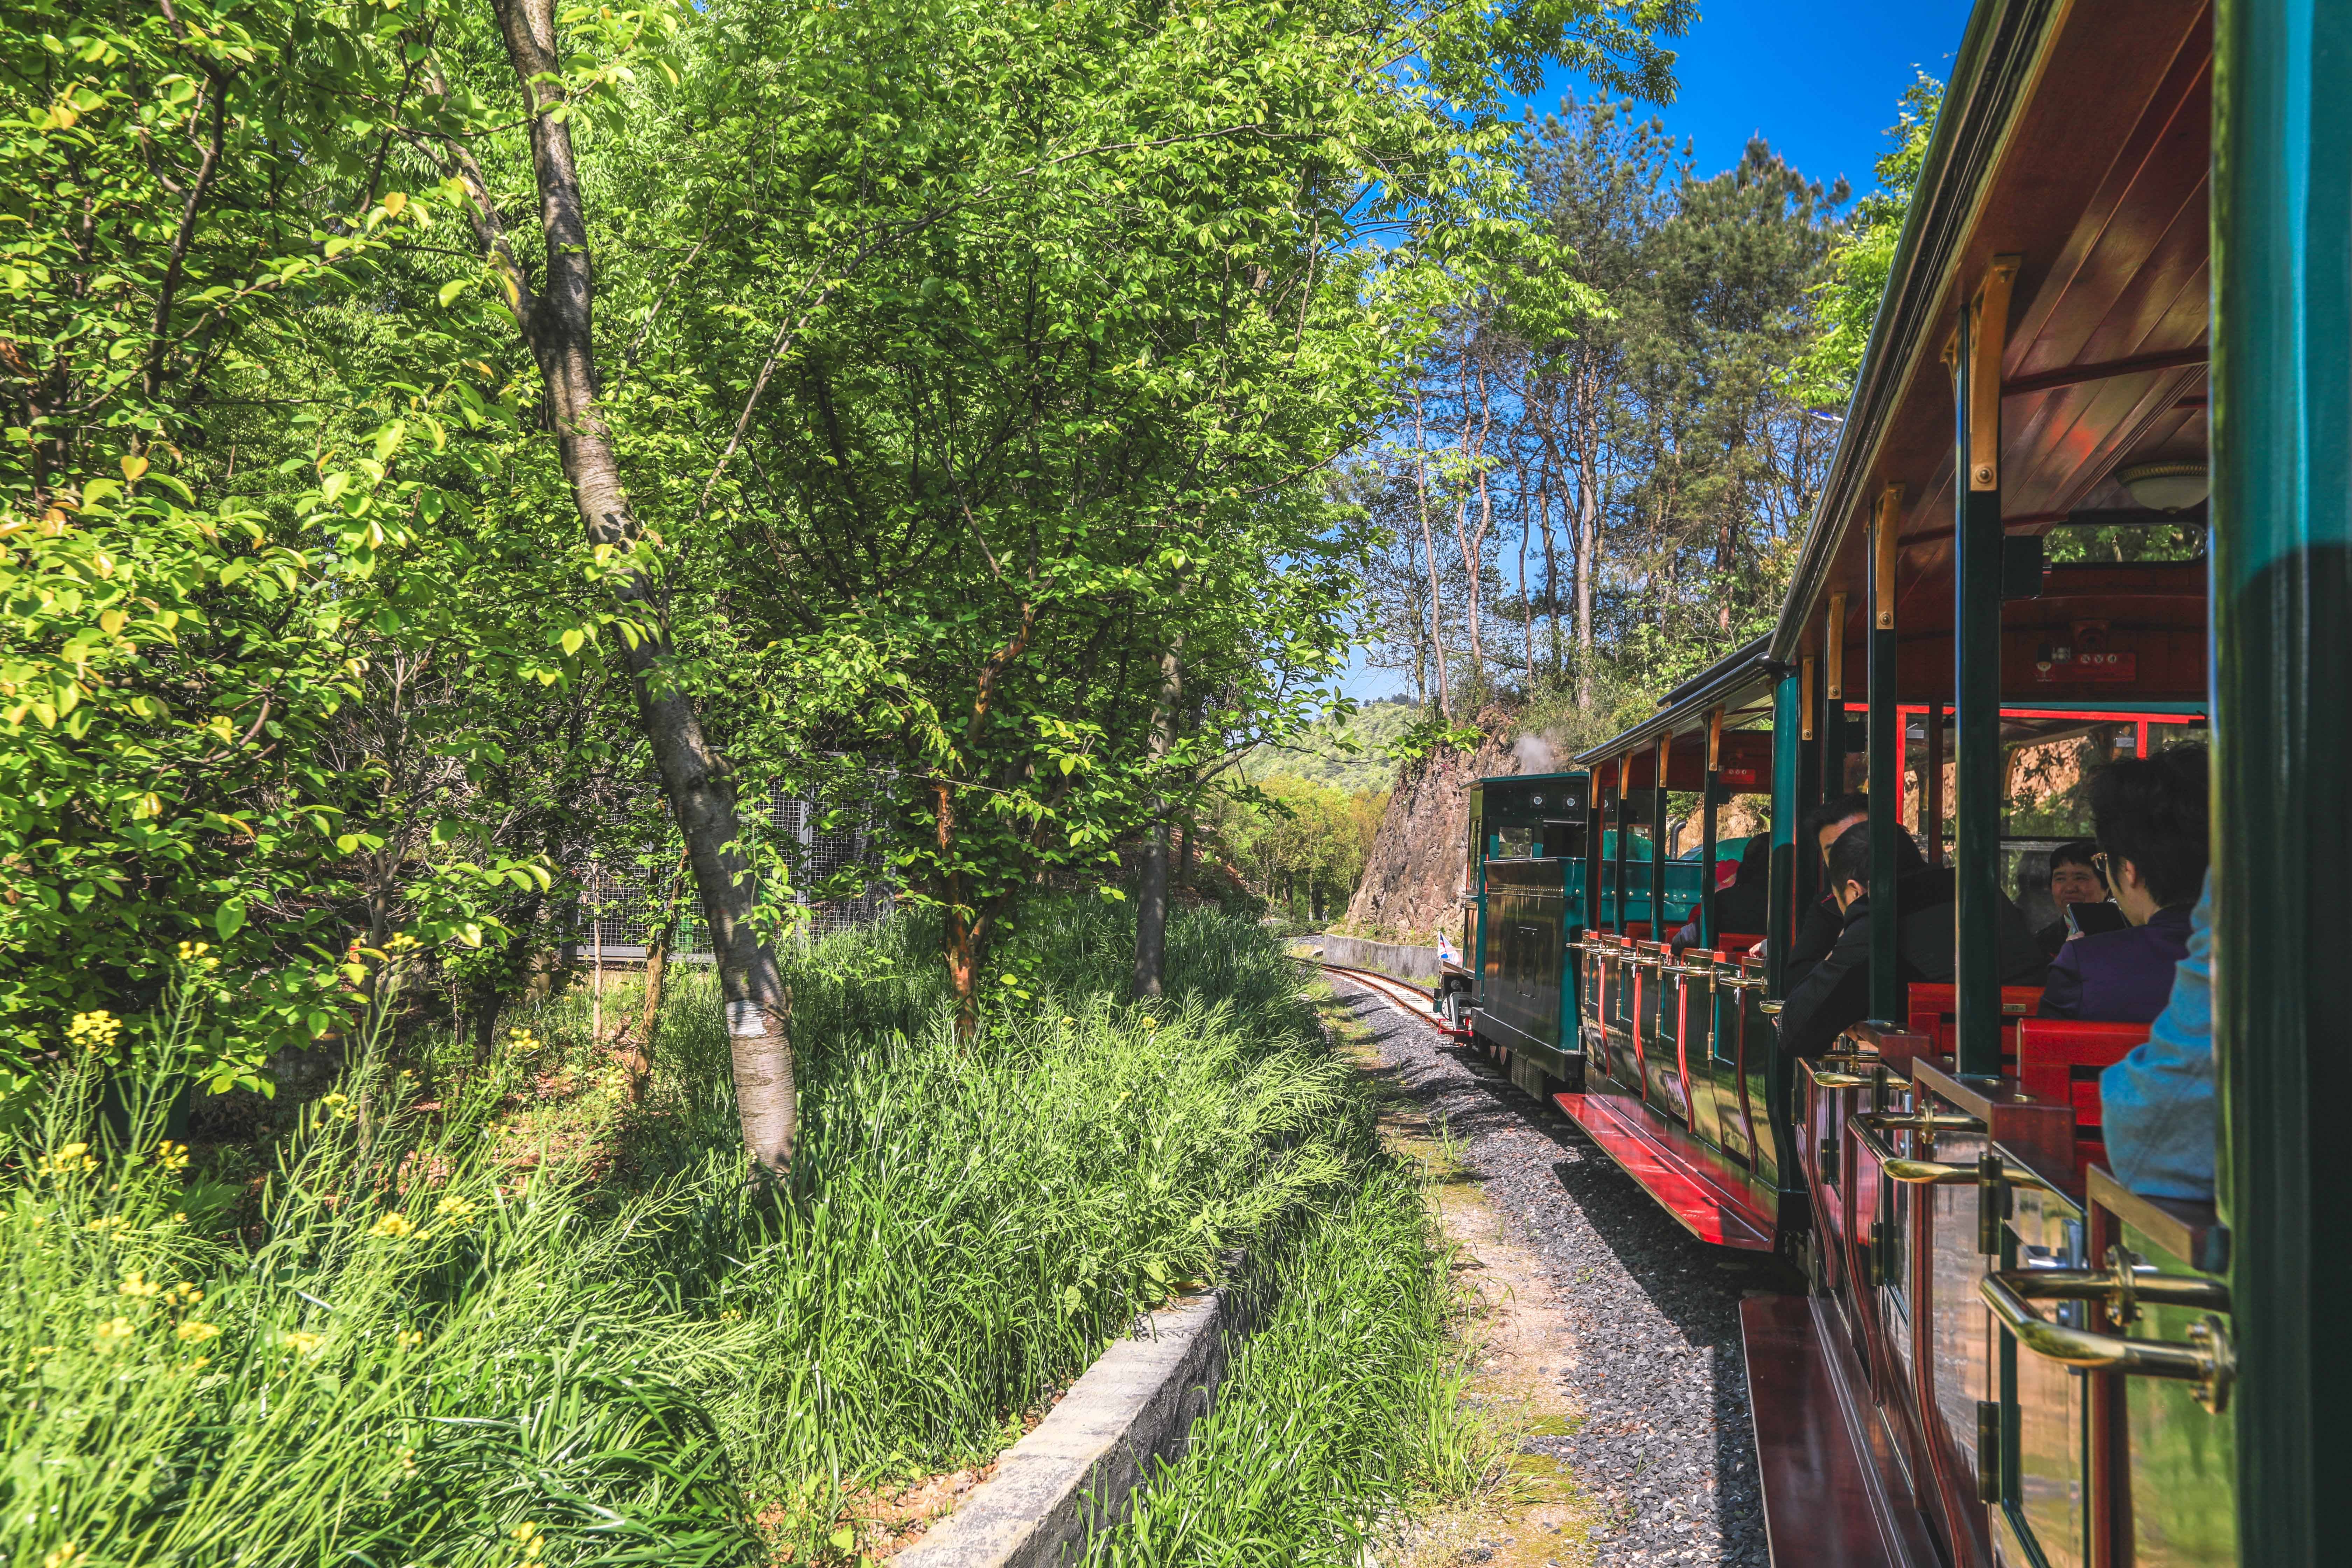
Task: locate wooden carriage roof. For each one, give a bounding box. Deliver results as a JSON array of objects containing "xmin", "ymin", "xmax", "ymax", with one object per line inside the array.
[{"xmin": 1771, "ymin": 0, "xmax": 2213, "ymax": 695}]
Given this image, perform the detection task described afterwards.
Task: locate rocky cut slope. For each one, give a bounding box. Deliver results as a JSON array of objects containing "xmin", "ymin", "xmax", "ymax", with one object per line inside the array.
[{"xmin": 1340, "ymin": 708, "xmax": 1536, "ymax": 946}]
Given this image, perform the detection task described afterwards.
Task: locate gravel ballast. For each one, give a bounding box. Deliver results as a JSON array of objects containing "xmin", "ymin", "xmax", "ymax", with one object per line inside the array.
[{"xmin": 1327, "ymin": 975, "xmax": 1791, "ymax": 1568}]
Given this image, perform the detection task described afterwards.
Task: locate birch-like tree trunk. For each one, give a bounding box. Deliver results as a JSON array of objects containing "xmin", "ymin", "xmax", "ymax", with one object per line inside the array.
[
  {"xmin": 1130, "ymin": 634, "xmax": 1183, "ymax": 998},
  {"xmin": 1411, "ymin": 393, "xmax": 1452, "ymax": 723},
  {"xmin": 481, "ymin": 0, "xmax": 796, "ymax": 1180}
]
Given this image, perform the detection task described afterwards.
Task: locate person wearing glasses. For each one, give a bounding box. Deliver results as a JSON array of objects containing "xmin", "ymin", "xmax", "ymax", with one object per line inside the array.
[
  {"xmin": 2038, "ymin": 748, "xmax": 2208, "ymax": 1022},
  {"xmin": 2031, "ymin": 838, "xmax": 2127, "ymax": 956}
]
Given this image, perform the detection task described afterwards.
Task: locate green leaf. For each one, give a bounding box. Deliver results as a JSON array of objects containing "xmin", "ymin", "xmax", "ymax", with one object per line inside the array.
[{"xmin": 215, "ymin": 901, "xmax": 246, "ymax": 937}]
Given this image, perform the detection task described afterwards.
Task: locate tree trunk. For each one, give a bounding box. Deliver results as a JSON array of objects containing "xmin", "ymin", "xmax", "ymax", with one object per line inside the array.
[
  {"xmin": 623, "ymin": 918, "xmax": 666, "ymax": 1105},
  {"xmin": 1411, "ymin": 393, "xmax": 1452, "ymax": 723},
  {"xmin": 1452, "ymin": 357, "xmax": 1495, "ymax": 692},
  {"xmin": 1131, "ymin": 636, "xmax": 1183, "ymax": 998},
  {"xmin": 484, "ymin": 0, "xmax": 794, "ymax": 1181},
  {"xmin": 1574, "ymin": 374, "xmax": 1601, "ymax": 712}
]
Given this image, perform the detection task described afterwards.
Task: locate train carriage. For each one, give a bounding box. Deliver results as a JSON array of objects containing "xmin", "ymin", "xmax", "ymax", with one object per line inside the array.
[{"xmin": 1444, "ymin": 0, "xmax": 2347, "ymax": 1560}]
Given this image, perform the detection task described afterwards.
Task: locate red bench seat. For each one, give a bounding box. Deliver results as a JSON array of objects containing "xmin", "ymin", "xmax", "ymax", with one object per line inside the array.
[{"xmin": 2015, "ymin": 1017, "xmax": 2149, "ymax": 1179}]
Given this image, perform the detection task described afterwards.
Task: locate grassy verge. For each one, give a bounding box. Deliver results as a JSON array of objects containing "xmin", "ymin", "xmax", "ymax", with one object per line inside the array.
[
  {"xmin": 1, "ymin": 906, "xmax": 1398, "ymax": 1567},
  {"xmin": 1082, "ymin": 991, "xmax": 1507, "ymax": 1568}
]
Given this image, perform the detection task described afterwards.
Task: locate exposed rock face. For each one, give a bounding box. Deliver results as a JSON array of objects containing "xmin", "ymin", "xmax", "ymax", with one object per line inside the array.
[{"xmin": 1341, "ymin": 707, "xmax": 1518, "ymax": 945}]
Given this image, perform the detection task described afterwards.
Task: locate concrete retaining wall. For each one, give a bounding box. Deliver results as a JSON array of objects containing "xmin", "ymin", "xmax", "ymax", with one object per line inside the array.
[
  {"xmin": 1292, "ymin": 933, "xmax": 1447, "ymax": 982},
  {"xmin": 896, "ymin": 1267, "xmax": 1251, "ymax": 1567}
]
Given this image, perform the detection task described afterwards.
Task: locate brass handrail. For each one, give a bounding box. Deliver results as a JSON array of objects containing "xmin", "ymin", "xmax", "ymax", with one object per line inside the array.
[
  {"xmin": 1981, "ymin": 1267, "xmax": 2234, "ymax": 1413},
  {"xmin": 1856, "ymin": 1109, "xmax": 1986, "ymax": 1137}
]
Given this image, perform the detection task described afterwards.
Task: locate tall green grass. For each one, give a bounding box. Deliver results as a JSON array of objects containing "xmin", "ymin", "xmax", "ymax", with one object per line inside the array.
[
  {"xmin": 1084, "ymin": 1122, "xmax": 1494, "ymax": 1566},
  {"xmin": 1, "ymin": 904, "xmax": 1451, "ymax": 1566}
]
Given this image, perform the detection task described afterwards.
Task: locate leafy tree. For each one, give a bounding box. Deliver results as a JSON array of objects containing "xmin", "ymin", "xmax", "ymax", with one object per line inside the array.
[{"xmin": 1785, "ymin": 71, "xmax": 1941, "ymax": 410}]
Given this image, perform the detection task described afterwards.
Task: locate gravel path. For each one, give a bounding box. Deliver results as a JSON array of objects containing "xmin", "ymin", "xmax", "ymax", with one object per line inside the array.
[{"xmin": 1328, "ymin": 975, "xmax": 1797, "ymax": 1568}]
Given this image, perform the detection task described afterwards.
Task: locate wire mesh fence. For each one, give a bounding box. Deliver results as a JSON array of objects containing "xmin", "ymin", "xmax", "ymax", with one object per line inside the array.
[{"xmin": 573, "ymin": 780, "xmax": 892, "ymax": 962}]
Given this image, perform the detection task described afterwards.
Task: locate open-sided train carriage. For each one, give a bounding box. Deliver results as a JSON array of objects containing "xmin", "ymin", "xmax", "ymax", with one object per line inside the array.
[{"xmin": 1444, "ymin": 0, "xmax": 2347, "ymax": 1560}]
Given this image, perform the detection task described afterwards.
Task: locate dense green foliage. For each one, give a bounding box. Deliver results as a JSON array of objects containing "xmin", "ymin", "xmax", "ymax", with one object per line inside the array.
[
  {"xmin": 1, "ymin": 0, "xmax": 1698, "ymax": 1084},
  {"xmin": 1212, "ymin": 774, "xmax": 1387, "ymax": 922},
  {"xmin": 2, "ymin": 906, "xmax": 1462, "ymax": 1565},
  {"xmin": 1785, "ymin": 72, "xmax": 1941, "ymax": 411}
]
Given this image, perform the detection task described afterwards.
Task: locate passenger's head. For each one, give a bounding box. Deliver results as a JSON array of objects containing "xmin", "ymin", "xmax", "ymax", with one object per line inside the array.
[
  {"xmin": 1804, "ymin": 792, "xmax": 1870, "ymax": 869},
  {"xmin": 1825, "ymin": 821, "xmax": 1872, "ymax": 912},
  {"xmin": 2047, "ymin": 839, "xmax": 2105, "ymax": 907},
  {"xmin": 2087, "ymin": 747, "xmax": 2209, "ymax": 925},
  {"xmin": 1737, "ymin": 833, "xmax": 1772, "ymax": 883}
]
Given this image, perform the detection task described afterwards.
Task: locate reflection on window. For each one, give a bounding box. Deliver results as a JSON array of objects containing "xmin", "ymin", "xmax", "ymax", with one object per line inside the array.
[
  {"xmin": 2000, "ymin": 720, "xmax": 2209, "ymax": 930},
  {"xmin": 2042, "ymin": 520, "xmax": 2205, "ymax": 564}
]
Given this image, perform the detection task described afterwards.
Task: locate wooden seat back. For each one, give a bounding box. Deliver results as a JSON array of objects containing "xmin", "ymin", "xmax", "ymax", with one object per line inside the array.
[
  {"xmin": 2015, "ymin": 1017, "xmax": 2149, "ymax": 1179},
  {"xmin": 1904, "ymin": 982, "xmax": 2045, "ymax": 1068},
  {"xmin": 1717, "ymin": 931, "xmax": 1765, "ymax": 958}
]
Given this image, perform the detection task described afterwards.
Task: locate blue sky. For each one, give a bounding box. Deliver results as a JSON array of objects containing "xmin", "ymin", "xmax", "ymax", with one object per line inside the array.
[{"xmin": 1336, "ymin": 0, "xmax": 1978, "ymax": 702}]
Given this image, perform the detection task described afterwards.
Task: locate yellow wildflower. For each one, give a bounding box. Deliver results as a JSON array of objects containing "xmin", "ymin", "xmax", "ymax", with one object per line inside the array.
[
  {"xmin": 368, "ymin": 1212, "xmax": 416, "ymax": 1239},
  {"xmin": 509, "ymin": 1521, "xmax": 546, "ymax": 1563},
  {"xmin": 155, "ymin": 1139, "xmax": 190, "ymax": 1172},
  {"xmin": 285, "ymin": 1330, "xmax": 324, "ymax": 1356},
  {"xmin": 119, "ymin": 1270, "xmax": 162, "ymax": 1299},
  {"xmin": 397, "ymin": 1328, "xmax": 425, "ymax": 1350},
  {"xmin": 93, "ymin": 1316, "xmax": 135, "ymax": 1348},
  {"xmin": 1141, "ymin": 1015, "xmax": 1158, "ymax": 1030},
  {"xmin": 35, "ymin": 1143, "xmax": 98, "ymax": 1177},
  {"xmin": 718, "ymin": 1308, "xmax": 741, "ymax": 1323},
  {"xmin": 180, "ymin": 1356, "xmax": 211, "ymax": 1374},
  {"xmin": 176, "ymin": 1320, "xmax": 220, "ymax": 1344},
  {"xmin": 168, "ymin": 1281, "xmax": 204, "ymax": 1305},
  {"xmin": 42, "ymin": 1542, "xmax": 85, "ymax": 1568},
  {"xmin": 395, "ymin": 1443, "xmax": 418, "ymax": 1476},
  {"xmin": 505, "ymin": 1027, "xmax": 540, "ymax": 1055},
  {"xmin": 66, "ymin": 1010, "xmax": 122, "ymax": 1052},
  {"xmin": 433, "ymin": 1195, "xmax": 478, "ymax": 1225},
  {"xmin": 384, "ymin": 932, "xmax": 420, "ymax": 953}
]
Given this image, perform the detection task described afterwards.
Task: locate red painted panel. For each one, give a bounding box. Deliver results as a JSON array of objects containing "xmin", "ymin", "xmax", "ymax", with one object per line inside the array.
[
  {"xmin": 1741, "ymin": 1295, "xmax": 1943, "ymax": 1568},
  {"xmin": 1552, "ymin": 1086, "xmax": 1775, "ymax": 1250}
]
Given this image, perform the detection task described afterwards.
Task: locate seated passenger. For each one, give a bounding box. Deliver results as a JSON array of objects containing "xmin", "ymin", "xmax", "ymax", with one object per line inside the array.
[
  {"xmin": 1786, "ymin": 794, "xmax": 1869, "ymax": 985},
  {"xmin": 2099, "ymin": 871, "xmax": 2215, "ymax": 1200},
  {"xmin": 1777, "ymin": 820, "xmax": 2046, "ymax": 1058},
  {"xmin": 2033, "ymin": 839, "xmax": 2124, "ymax": 955},
  {"xmin": 1669, "ymin": 835, "xmax": 1772, "ymax": 952},
  {"xmin": 2040, "ymin": 748, "xmax": 2208, "ymax": 1022}
]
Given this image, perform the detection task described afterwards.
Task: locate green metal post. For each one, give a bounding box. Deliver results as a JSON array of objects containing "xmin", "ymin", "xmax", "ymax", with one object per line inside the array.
[
  {"xmin": 1952, "ymin": 271, "xmax": 2011, "ymax": 1079},
  {"xmin": 1768, "ymin": 673, "xmax": 1802, "ymax": 999},
  {"xmin": 2216, "ymin": 0, "xmax": 2352, "ymax": 1552},
  {"xmin": 1701, "ymin": 774, "xmax": 1719, "ymax": 949},
  {"xmin": 1651, "ymin": 752, "xmax": 1668, "ymax": 938},
  {"xmin": 1868, "ymin": 516, "xmax": 1902, "ymax": 1023},
  {"xmin": 1583, "ymin": 775, "xmax": 1604, "ymax": 940},
  {"xmin": 1612, "ymin": 771, "xmax": 1630, "ymax": 934}
]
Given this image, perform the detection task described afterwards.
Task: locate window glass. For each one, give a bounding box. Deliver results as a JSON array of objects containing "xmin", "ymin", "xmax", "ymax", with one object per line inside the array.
[{"xmin": 2041, "ymin": 519, "xmax": 2205, "ymax": 564}]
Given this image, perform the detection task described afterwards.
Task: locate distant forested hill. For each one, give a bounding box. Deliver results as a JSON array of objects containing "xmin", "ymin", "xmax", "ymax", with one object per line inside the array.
[{"xmin": 1245, "ymin": 700, "xmax": 1420, "ymax": 792}]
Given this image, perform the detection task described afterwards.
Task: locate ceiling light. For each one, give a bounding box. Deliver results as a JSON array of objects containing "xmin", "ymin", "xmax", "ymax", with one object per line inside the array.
[{"xmin": 2116, "ymin": 460, "xmax": 2209, "ymax": 512}]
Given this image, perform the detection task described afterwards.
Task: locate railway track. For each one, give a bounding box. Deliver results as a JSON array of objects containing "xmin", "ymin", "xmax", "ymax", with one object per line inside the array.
[{"xmin": 1306, "ymin": 959, "xmax": 1470, "ymax": 1034}]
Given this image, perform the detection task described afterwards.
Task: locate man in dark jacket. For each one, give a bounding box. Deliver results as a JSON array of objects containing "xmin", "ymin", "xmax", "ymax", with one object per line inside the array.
[
  {"xmin": 1777, "ymin": 821, "xmax": 2046, "ymax": 1059},
  {"xmin": 1785, "ymin": 794, "xmax": 1870, "ymax": 986},
  {"xmin": 2040, "ymin": 748, "xmax": 2208, "ymax": 1022}
]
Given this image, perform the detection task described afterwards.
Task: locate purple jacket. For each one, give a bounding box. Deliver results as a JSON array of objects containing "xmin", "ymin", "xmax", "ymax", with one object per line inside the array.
[{"xmin": 2039, "ymin": 903, "xmax": 2194, "ymax": 1023}]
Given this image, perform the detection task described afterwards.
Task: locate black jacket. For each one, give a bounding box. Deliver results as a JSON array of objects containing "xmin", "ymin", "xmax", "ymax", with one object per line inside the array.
[{"xmin": 1776, "ymin": 866, "xmax": 2048, "ymax": 1059}]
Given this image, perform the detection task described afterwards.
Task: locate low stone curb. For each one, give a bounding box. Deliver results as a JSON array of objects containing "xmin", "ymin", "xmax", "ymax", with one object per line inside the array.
[
  {"xmin": 895, "ymin": 1263, "xmax": 1251, "ymax": 1567},
  {"xmin": 1293, "ymin": 932, "xmax": 1446, "ymax": 981}
]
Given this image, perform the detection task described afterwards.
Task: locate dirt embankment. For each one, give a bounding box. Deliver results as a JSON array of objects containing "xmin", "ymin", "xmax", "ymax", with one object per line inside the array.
[{"xmin": 1341, "ymin": 707, "xmax": 1522, "ymax": 946}]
